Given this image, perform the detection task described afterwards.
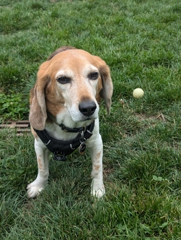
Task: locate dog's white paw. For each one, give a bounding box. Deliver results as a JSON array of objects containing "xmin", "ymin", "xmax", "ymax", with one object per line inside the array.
[
  {"xmin": 91, "ymin": 188, "xmax": 105, "ymax": 198},
  {"xmin": 27, "ymin": 181, "xmax": 45, "ymax": 198},
  {"xmin": 91, "ymin": 180, "xmax": 105, "ymax": 198}
]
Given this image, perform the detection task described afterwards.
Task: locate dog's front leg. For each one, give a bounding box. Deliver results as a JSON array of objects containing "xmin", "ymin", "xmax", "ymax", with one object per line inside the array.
[
  {"xmin": 88, "ymin": 133, "xmax": 105, "ymax": 198},
  {"xmin": 27, "ymin": 139, "xmax": 49, "ymax": 198}
]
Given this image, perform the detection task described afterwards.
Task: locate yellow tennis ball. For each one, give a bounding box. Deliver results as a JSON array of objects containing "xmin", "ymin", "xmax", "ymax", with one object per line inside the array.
[{"xmin": 133, "ymin": 88, "xmax": 144, "ymax": 98}]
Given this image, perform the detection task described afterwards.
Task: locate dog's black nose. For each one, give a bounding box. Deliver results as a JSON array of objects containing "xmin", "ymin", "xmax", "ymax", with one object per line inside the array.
[{"xmin": 79, "ymin": 100, "xmax": 97, "ymax": 117}]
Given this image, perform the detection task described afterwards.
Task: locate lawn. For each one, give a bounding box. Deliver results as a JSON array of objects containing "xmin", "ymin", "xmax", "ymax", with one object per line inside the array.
[{"xmin": 1, "ymin": 0, "xmax": 181, "ymax": 239}]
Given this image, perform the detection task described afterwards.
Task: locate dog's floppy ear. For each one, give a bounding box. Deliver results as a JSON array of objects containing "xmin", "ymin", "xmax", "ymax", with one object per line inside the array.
[
  {"xmin": 29, "ymin": 61, "xmax": 50, "ymax": 130},
  {"xmin": 95, "ymin": 57, "xmax": 113, "ymax": 114}
]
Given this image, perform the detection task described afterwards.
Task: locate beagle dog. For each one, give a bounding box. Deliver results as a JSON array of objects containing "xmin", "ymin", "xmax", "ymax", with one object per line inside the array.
[{"xmin": 27, "ymin": 46, "xmax": 113, "ymax": 198}]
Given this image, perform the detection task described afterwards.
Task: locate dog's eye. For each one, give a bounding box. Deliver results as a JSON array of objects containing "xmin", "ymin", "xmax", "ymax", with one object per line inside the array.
[
  {"xmin": 88, "ymin": 72, "xmax": 99, "ymax": 80},
  {"xmin": 57, "ymin": 76, "xmax": 71, "ymax": 84}
]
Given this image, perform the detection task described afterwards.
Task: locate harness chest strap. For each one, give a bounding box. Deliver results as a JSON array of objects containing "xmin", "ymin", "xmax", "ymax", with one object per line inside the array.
[{"xmin": 34, "ymin": 121, "xmax": 95, "ymax": 161}]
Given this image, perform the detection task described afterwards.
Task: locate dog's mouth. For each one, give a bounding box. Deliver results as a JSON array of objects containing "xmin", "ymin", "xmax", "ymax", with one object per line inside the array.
[
  {"xmin": 80, "ymin": 115, "xmax": 97, "ymax": 121},
  {"xmin": 72, "ymin": 114, "xmax": 97, "ymax": 122}
]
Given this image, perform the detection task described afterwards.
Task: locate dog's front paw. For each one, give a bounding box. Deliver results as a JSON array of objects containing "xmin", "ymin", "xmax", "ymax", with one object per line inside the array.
[
  {"xmin": 91, "ymin": 188, "xmax": 105, "ymax": 198},
  {"xmin": 91, "ymin": 180, "xmax": 105, "ymax": 198},
  {"xmin": 27, "ymin": 181, "xmax": 45, "ymax": 198}
]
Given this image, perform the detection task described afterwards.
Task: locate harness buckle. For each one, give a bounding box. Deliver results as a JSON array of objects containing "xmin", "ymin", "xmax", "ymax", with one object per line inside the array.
[
  {"xmin": 79, "ymin": 142, "xmax": 86, "ymax": 154},
  {"xmin": 53, "ymin": 151, "xmax": 66, "ymax": 161},
  {"xmin": 79, "ymin": 130, "xmax": 86, "ymax": 154}
]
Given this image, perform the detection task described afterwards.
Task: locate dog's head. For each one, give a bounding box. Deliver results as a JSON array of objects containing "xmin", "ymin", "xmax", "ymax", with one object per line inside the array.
[{"xmin": 29, "ymin": 47, "xmax": 113, "ymax": 130}]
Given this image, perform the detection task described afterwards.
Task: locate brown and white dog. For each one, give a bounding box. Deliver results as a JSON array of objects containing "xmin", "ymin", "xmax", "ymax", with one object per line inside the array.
[{"xmin": 27, "ymin": 46, "xmax": 113, "ymax": 198}]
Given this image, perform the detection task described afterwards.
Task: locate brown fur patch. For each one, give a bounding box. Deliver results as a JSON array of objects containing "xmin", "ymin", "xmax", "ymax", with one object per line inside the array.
[
  {"xmin": 94, "ymin": 164, "xmax": 101, "ymax": 171},
  {"xmin": 45, "ymin": 81, "xmax": 65, "ymax": 117},
  {"xmin": 96, "ymin": 76, "xmax": 103, "ymax": 103},
  {"xmin": 37, "ymin": 158, "xmax": 43, "ymax": 170},
  {"xmin": 31, "ymin": 126, "xmax": 39, "ymax": 140},
  {"xmin": 96, "ymin": 151, "xmax": 101, "ymax": 160},
  {"xmin": 93, "ymin": 56, "xmax": 113, "ymax": 113}
]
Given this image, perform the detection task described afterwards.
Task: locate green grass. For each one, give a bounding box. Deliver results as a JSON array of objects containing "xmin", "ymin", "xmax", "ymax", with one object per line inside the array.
[{"xmin": 1, "ymin": 0, "xmax": 181, "ymax": 239}]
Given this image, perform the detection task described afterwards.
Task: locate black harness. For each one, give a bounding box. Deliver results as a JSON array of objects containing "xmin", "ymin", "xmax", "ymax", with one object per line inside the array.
[{"xmin": 34, "ymin": 121, "xmax": 95, "ymax": 161}]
